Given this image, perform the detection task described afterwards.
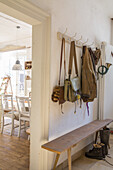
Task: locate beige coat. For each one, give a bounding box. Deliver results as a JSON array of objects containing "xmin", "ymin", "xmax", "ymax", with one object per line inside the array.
[{"xmin": 81, "ymin": 47, "xmax": 97, "ymax": 102}]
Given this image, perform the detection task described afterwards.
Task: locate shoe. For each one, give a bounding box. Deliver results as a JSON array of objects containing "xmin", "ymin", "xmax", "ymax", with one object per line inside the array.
[
  {"xmin": 97, "ymin": 142, "xmax": 106, "ymax": 158},
  {"xmin": 85, "ymin": 144, "xmax": 103, "ymax": 160},
  {"xmin": 100, "ymin": 128, "xmax": 110, "ymax": 155}
]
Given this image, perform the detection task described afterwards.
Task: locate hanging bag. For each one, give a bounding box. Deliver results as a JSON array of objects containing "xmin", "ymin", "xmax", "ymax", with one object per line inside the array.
[
  {"xmin": 64, "ymin": 41, "xmax": 80, "ymax": 102},
  {"xmin": 52, "ymin": 38, "xmax": 66, "ymax": 105}
]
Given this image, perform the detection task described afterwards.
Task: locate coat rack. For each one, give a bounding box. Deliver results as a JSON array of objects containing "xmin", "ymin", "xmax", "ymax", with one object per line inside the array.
[{"xmin": 57, "ymin": 29, "xmax": 95, "ymax": 48}]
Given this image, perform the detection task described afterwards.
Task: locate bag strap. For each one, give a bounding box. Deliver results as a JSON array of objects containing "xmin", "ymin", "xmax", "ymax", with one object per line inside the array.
[
  {"xmin": 68, "ymin": 41, "xmax": 78, "ymax": 79},
  {"xmin": 58, "ymin": 38, "xmax": 66, "ymax": 85}
]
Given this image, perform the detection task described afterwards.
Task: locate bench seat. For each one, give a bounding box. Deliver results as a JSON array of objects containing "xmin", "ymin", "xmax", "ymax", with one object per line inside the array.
[{"xmin": 42, "ymin": 119, "xmax": 113, "ymax": 170}]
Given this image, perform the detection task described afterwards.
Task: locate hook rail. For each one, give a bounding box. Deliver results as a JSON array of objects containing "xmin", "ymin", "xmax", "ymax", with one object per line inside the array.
[
  {"xmin": 57, "ymin": 31, "xmax": 94, "ymax": 49},
  {"xmin": 57, "ymin": 32, "xmax": 82, "ymax": 48}
]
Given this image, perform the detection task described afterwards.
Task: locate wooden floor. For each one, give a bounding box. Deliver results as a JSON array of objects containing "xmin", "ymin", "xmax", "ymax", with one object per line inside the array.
[
  {"xmin": 0, "ymin": 118, "xmax": 28, "ymax": 140},
  {"xmin": 0, "ymin": 119, "xmax": 29, "ymax": 170},
  {"xmin": 0, "ymin": 134, "xmax": 29, "ymax": 170}
]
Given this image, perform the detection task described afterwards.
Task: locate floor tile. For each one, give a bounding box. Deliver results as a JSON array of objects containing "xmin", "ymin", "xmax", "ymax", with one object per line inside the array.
[
  {"xmin": 63, "ymin": 166, "xmax": 82, "ymax": 170},
  {"xmin": 63, "ymin": 134, "xmax": 113, "ymax": 170},
  {"xmin": 99, "ymin": 157, "xmax": 113, "ymax": 169},
  {"xmin": 72, "ymin": 156, "xmax": 98, "ymax": 170},
  {"xmin": 89, "ymin": 163, "xmax": 113, "ymax": 170}
]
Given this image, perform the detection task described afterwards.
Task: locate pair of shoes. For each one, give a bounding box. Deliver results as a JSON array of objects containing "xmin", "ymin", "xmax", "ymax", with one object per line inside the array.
[
  {"xmin": 97, "ymin": 142, "xmax": 106, "ymax": 158},
  {"xmin": 100, "ymin": 128, "xmax": 110, "ymax": 155},
  {"xmin": 85, "ymin": 128, "xmax": 110, "ymax": 160},
  {"xmin": 85, "ymin": 144, "xmax": 105, "ymax": 160}
]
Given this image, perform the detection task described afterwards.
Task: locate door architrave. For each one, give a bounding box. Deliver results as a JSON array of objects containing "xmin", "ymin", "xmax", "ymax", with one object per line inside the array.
[{"xmin": 0, "ymin": 0, "xmax": 50, "ymax": 169}]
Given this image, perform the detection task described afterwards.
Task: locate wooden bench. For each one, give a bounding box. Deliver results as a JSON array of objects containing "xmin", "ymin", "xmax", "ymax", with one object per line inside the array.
[{"xmin": 42, "ymin": 119, "xmax": 113, "ymax": 170}]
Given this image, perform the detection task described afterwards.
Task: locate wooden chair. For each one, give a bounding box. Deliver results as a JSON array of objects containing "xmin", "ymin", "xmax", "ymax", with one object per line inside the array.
[
  {"xmin": 16, "ymin": 96, "xmax": 31, "ymax": 137},
  {"xmin": 1, "ymin": 94, "xmax": 18, "ymax": 135},
  {"xmin": 26, "ymin": 128, "xmax": 30, "ymax": 140}
]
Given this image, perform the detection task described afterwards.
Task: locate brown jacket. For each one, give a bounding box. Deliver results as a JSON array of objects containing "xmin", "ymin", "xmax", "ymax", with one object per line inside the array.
[{"xmin": 81, "ymin": 46, "xmax": 97, "ymax": 102}]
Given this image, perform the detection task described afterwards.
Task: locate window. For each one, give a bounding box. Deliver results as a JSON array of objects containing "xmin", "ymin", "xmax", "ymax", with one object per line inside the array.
[{"xmin": 0, "ymin": 48, "xmax": 31, "ymax": 97}]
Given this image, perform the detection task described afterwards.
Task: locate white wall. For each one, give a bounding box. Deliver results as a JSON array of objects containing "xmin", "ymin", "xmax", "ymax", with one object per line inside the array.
[
  {"xmin": 102, "ymin": 43, "xmax": 113, "ymax": 126},
  {"xmin": 29, "ymin": 0, "xmax": 111, "ymax": 169},
  {"xmin": 104, "ymin": 20, "xmax": 113, "ymax": 125}
]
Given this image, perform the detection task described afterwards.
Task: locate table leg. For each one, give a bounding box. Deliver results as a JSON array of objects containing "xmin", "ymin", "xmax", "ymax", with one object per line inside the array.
[
  {"xmin": 53, "ymin": 154, "xmax": 60, "ymax": 170},
  {"xmin": 95, "ymin": 131, "xmax": 98, "ymax": 143},
  {"xmin": 67, "ymin": 148, "xmax": 71, "ymax": 170}
]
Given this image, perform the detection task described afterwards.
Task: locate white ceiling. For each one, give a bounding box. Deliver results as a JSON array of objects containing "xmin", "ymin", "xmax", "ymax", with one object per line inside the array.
[{"xmin": 0, "ymin": 12, "xmax": 32, "ymax": 48}]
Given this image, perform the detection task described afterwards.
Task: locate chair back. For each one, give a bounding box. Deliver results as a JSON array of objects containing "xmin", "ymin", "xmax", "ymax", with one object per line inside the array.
[
  {"xmin": 1, "ymin": 94, "xmax": 14, "ymax": 113},
  {"xmin": 16, "ymin": 96, "xmax": 31, "ymax": 117}
]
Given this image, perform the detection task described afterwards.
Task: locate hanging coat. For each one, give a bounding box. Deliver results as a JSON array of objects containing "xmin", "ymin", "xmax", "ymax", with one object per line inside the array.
[{"xmin": 81, "ymin": 46, "xmax": 97, "ymax": 102}]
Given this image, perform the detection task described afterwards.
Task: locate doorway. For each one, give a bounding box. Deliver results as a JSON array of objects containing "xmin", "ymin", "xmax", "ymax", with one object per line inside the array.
[
  {"xmin": 0, "ymin": 1, "xmax": 50, "ymax": 169},
  {"xmin": 0, "ymin": 12, "xmax": 32, "ymax": 139}
]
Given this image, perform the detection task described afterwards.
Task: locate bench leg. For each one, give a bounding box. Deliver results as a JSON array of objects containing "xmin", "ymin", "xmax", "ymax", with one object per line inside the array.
[
  {"xmin": 95, "ymin": 131, "xmax": 99, "ymax": 143},
  {"xmin": 53, "ymin": 154, "xmax": 60, "ymax": 170},
  {"xmin": 67, "ymin": 148, "xmax": 71, "ymax": 170}
]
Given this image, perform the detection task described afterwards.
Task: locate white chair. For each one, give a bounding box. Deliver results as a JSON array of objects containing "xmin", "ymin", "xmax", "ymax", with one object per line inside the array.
[
  {"xmin": 1, "ymin": 94, "xmax": 18, "ymax": 135},
  {"xmin": 16, "ymin": 96, "xmax": 30, "ymax": 137}
]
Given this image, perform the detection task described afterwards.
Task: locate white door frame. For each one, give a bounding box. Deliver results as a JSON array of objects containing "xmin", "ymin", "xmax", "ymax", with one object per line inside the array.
[{"xmin": 0, "ymin": 0, "xmax": 50, "ymax": 169}]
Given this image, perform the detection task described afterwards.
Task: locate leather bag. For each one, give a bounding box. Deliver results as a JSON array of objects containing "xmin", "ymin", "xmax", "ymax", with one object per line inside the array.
[
  {"xmin": 52, "ymin": 38, "xmax": 66, "ymax": 104},
  {"xmin": 64, "ymin": 41, "xmax": 80, "ymax": 102}
]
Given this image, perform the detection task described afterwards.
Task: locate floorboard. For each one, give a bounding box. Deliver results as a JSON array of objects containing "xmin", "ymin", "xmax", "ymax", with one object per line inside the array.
[
  {"xmin": 0, "ymin": 119, "xmax": 29, "ymax": 169},
  {"xmin": 0, "ymin": 134, "xmax": 29, "ymax": 170}
]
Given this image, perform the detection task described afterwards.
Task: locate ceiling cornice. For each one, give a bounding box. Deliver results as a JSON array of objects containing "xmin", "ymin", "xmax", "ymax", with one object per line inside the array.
[{"xmin": 0, "ymin": 0, "xmax": 50, "ymax": 24}]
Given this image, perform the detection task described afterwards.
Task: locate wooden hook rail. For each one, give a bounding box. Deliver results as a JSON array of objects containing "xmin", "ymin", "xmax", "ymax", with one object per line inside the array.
[
  {"xmin": 57, "ymin": 32, "xmax": 95, "ymax": 49},
  {"xmin": 57, "ymin": 32, "xmax": 82, "ymax": 48}
]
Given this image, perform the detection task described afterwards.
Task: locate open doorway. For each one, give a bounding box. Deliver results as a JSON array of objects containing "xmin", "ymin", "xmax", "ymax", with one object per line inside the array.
[
  {"xmin": 0, "ymin": 12, "xmax": 32, "ymax": 139},
  {"xmin": 0, "ymin": 12, "xmax": 32, "ymax": 169},
  {"xmin": 0, "ymin": 1, "xmax": 50, "ymax": 169}
]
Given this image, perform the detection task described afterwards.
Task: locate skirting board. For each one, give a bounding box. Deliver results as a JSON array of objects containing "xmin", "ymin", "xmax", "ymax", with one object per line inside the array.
[{"xmin": 56, "ymin": 142, "xmax": 94, "ymax": 170}]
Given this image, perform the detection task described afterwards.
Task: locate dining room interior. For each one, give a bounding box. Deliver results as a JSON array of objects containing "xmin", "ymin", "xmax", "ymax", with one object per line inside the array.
[
  {"xmin": 0, "ymin": 12, "xmax": 32, "ymax": 140},
  {"xmin": 0, "ymin": 11, "xmax": 32, "ymax": 169}
]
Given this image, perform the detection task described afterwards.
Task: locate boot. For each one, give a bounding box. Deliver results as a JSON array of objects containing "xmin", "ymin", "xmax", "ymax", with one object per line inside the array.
[
  {"xmin": 97, "ymin": 142, "xmax": 106, "ymax": 158},
  {"xmin": 85, "ymin": 144, "xmax": 103, "ymax": 160},
  {"xmin": 100, "ymin": 128, "xmax": 110, "ymax": 155}
]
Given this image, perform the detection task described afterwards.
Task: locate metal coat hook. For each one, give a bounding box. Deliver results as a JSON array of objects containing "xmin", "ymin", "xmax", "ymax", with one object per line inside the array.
[
  {"xmin": 76, "ymin": 35, "xmax": 82, "ymax": 43},
  {"xmin": 71, "ymin": 33, "xmax": 77, "ymax": 39},
  {"xmin": 63, "ymin": 28, "xmax": 67, "ymax": 37},
  {"xmin": 82, "ymin": 38, "xmax": 89, "ymax": 45},
  {"xmin": 88, "ymin": 41, "xmax": 94, "ymax": 47}
]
